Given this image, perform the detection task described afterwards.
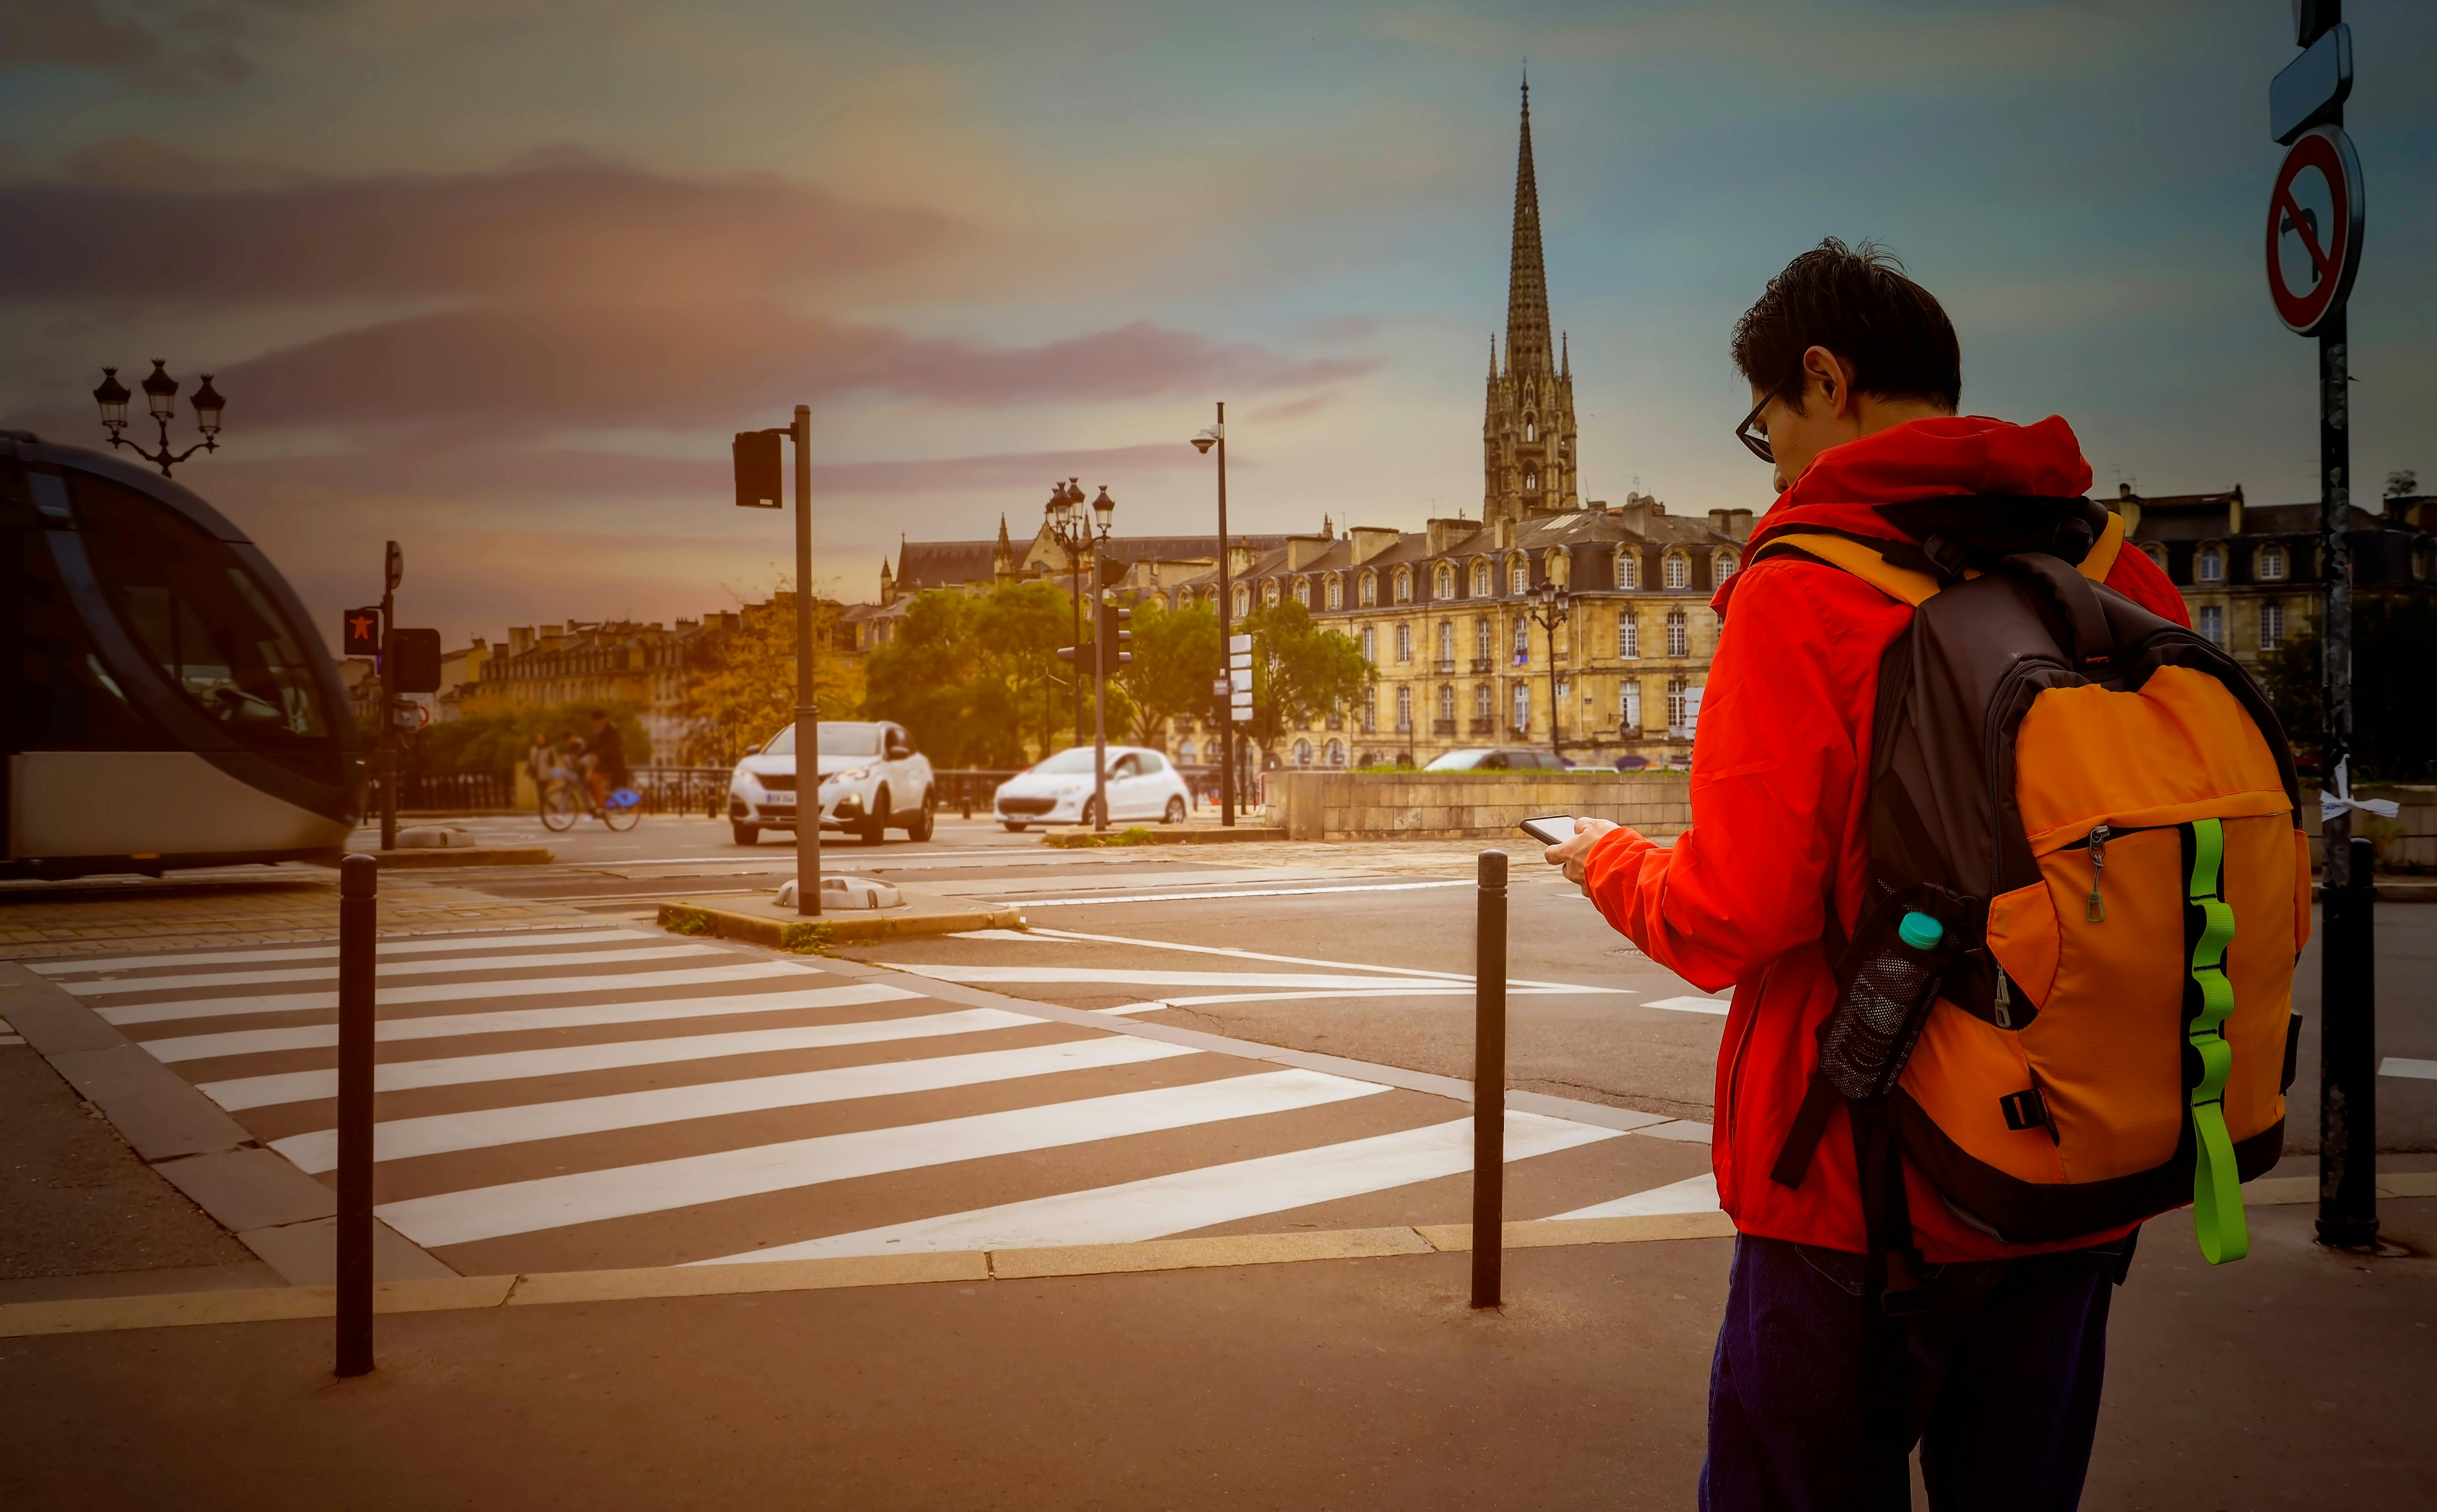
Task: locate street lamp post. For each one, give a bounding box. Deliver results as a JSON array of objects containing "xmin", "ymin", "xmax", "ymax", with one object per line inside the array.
[
  {"xmin": 1191, "ymin": 404, "xmax": 1234, "ymax": 825},
  {"xmin": 1044, "ymin": 479, "xmax": 1092, "ymax": 749},
  {"xmin": 730, "ymin": 409, "xmax": 819, "ymax": 915},
  {"xmin": 1529, "ymin": 578, "xmax": 1571, "ymax": 764},
  {"xmin": 1087, "ymin": 486, "xmax": 1118, "ymax": 832},
  {"xmin": 93, "ymin": 361, "xmax": 225, "ymax": 478}
]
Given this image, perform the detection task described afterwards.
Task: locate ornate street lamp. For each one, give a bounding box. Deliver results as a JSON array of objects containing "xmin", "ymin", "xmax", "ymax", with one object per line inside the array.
[
  {"xmin": 1044, "ymin": 478, "xmax": 1093, "ymax": 747},
  {"xmin": 1529, "ymin": 575, "xmax": 1572, "ymax": 763},
  {"xmin": 93, "ymin": 360, "xmax": 227, "ymax": 478},
  {"xmin": 1190, "ymin": 406, "xmax": 1239, "ymax": 825}
]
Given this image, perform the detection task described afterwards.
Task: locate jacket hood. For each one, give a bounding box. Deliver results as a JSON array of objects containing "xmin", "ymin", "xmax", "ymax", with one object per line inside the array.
[{"xmin": 1721, "ymin": 414, "xmax": 2094, "ymax": 611}]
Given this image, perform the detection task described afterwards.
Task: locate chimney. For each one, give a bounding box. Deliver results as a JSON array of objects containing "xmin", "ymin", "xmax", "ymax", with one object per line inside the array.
[
  {"xmin": 1286, "ymin": 533, "xmax": 1334, "ymax": 570},
  {"xmin": 2226, "ymin": 492, "xmax": 2244, "ymax": 538},
  {"xmin": 1349, "ymin": 526, "xmax": 1403, "ymax": 563},
  {"xmin": 539, "ymin": 624, "xmax": 564, "ymax": 651},
  {"xmin": 1228, "ymin": 543, "xmax": 1261, "ymax": 578},
  {"xmin": 1426, "ymin": 517, "xmax": 1480, "ymax": 557},
  {"xmin": 1709, "ymin": 508, "xmax": 1755, "ymax": 542},
  {"xmin": 508, "ymin": 626, "xmax": 534, "ymax": 656}
]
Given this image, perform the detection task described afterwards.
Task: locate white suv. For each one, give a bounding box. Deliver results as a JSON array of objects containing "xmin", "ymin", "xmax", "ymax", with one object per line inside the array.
[{"xmin": 728, "ymin": 720, "xmax": 935, "ymax": 846}]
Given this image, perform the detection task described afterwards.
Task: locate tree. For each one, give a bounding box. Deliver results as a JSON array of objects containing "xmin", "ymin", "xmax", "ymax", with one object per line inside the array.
[
  {"xmin": 409, "ymin": 702, "xmax": 651, "ymax": 776},
  {"xmin": 678, "ymin": 586, "xmax": 860, "ymax": 767},
  {"xmin": 1236, "ymin": 599, "xmax": 1372, "ymax": 757},
  {"xmin": 1114, "ymin": 599, "xmax": 1220, "ymax": 748},
  {"xmin": 2258, "ymin": 592, "xmax": 2437, "ymax": 782},
  {"xmin": 861, "ymin": 581, "xmax": 1081, "ymax": 769},
  {"xmin": 973, "ymin": 580, "xmax": 1082, "ymax": 764},
  {"xmin": 2386, "ymin": 468, "xmax": 2418, "ymax": 500}
]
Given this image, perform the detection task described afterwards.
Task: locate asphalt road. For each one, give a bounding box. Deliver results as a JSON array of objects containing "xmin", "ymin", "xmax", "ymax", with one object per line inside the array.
[{"xmin": 412, "ymin": 813, "xmax": 2433, "ymax": 1146}]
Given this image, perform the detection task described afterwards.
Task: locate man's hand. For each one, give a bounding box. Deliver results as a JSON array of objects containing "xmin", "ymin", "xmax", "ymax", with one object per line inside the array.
[{"xmin": 1544, "ymin": 816, "xmax": 1620, "ymax": 890}]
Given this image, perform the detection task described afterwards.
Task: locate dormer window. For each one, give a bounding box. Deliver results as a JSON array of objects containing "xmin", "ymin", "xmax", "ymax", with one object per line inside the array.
[
  {"xmin": 1509, "ymin": 558, "xmax": 1528, "ymax": 594},
  {"xmin": 1436, "ymin": 565, "xmax": 1454, "ymax": 600},
  {"xmin": 1325, "ymin": 575, "xmax": 1343, "ymax": 610},
  {"xmin": 2197, "ymin": 544, "xmax": 2225, "ymax": 582},
  {"xmin": 1617, "ymin": 551, "xmax": 1640, "ymax": 590},
  {"xmin": 1664, "ymin": 552, "xmax": 1689, "ymax": 589},
  {"xmin": 2258, "ymin": 543, "xmax": 2288, "ymax": 581},
  {"xmin": 1293, "ymin": 577, "xmax": 1311, "ymax": 607},
  {"xmin": 1359, "ymin": 571, "xmax": 1377, "ymax": 606},
  {"xmin": 1394, "ymin": 568, "xmax": 1412, "ymax": 603},
  {"xmin": 1264, "ymin": 579, "xmax": 1280, "ymax": 607},
  {"xmin": 1472, "ymin": 561, "xmax": 1491, "ymax": 596},
  {"xmin": 1715, "ymin": 549, "xmax": 1739, "ymax": 582},
  {"xmin": 1234, "ymin": 585, "xmax": 1250, "ymax": 616}
]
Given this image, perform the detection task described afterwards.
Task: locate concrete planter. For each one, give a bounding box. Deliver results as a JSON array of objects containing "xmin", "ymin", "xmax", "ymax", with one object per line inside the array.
[{"xmin": 1263, "ymin": 770, "xmax": 1691, "ymax": 841}]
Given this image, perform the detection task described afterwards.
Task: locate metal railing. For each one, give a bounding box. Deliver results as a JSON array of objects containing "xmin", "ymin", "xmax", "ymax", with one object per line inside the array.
[
  {"xmin": 368, "ymin": 770, "xmax": 514, "ymax": 812},
  {"xmin": 630, "ymin": 766, "xmax": 737, "ymax": 816}
]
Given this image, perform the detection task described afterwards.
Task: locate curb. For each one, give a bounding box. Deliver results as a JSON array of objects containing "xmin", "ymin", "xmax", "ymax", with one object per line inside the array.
[
  {"xmin": 355, "ymin": 846, "xmax": 555, "ymax": 869},
  {"xmin": 1040, "ymin": 825, "xmax": 1287, "ymax": 847},
  {"xmin": 658, "ymin": 898, "xmax": 1023, "ymax": 947}
]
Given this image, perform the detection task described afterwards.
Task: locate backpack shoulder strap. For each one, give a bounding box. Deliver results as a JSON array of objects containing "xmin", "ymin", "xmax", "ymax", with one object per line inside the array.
[{"xmin": 1757, "ymin": 512, "xmax": 2130, "ymax": 607}]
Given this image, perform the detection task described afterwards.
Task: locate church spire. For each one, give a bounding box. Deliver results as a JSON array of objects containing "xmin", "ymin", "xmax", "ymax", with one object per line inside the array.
[{"xmin": 1503, "ymin": 78, "xmax": 1554, "ymax": 379}]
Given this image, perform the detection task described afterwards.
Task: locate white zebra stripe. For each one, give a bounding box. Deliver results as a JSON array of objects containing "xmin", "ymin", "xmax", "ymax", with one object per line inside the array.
[{"xmin": 98, "ymin": 960, "xmax": 812, "ymax": 1028}]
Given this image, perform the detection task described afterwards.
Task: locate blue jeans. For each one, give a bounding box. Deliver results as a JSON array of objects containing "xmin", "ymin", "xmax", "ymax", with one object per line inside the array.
[{"xmin": 1699, "ymin": 1232, "xmax": 2125, "ymax": 1511}]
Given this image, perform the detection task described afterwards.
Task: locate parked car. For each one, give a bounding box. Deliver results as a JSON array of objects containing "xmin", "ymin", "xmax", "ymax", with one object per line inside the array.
[
  {"xmin": 728, "ymin": 720, "xmax": 934, "ymax": 846},
  {"xmin": 993, "ymin": 745, "xmax": 1192, "ymax": 831},
  {"xmin": 1421, "ymin": 747, "xmax": 1569, "ymax": 772}
]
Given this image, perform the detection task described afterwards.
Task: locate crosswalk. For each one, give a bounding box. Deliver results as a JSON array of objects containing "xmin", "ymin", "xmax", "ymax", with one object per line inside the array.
[{"xmin": 33, "ymin": 925, "xmax": 1714, "ymax": 1275}]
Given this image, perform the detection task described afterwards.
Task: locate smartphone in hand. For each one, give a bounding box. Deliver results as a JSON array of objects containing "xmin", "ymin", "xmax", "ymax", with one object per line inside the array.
[{"xmin": 1518, "ymin": 815, "xmax": 1579, "ymax": 847}]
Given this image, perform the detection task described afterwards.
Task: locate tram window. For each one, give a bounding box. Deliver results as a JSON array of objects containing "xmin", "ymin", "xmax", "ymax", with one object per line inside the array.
[
  {"xmin": 68, "ymin": 470, "xmax": 336, "ymax": 774},
  {"xmin": 13, "ymin": 519, "xmax": 165, "ymax": 751}
]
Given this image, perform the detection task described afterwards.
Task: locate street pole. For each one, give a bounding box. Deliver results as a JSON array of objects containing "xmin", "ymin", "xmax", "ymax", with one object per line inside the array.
[
  {"xmin": 1092, "ymin": 590, "xmax": 1110, "ymax": 832},
  {"xmin": 377, "ymin": 542, "xmax": 399, "ymax": 851},
  {"xmin": 1071, "ymin": 535, "xmax": 1085, "ymax": 749},
  {"xmin": 1471, "ymin": 849, "xmax": 1508, "ymax": 1309},
  {"xmin": 794, "ymin": 404, "xmax": 820, "ymax": 918},
  {"xmin": 1544, "ymin": 620, "xmax": 1561, "ymax": 763},
  {"xmin": 334, "ymin": 853, "xmax": 376, "ymax": 1377},
  {"xmin": 1214, "ymin": 402, "xmax": 1236, "ymax": 827}
]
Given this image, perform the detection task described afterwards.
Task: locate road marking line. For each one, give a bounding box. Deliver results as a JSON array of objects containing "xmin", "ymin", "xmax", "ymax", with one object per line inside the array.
[
  {"xmin": 1548, "ymin": 1173, "xmax": 1720, "ymax": 1220},
  {"xmin": 1641, "ymin": 995, "xmax": 1731, "ymax": 1016},
  {"xmin": 376, "ymin": 1068, "xmax": 1392, "ymax": 1249},
  {"xmin": 875, "ymin": 963, "xmax": 1490, "ymax": 990},
  {"xmin": 1009, "ymin": 881, "xmax": 1475, "ymax": 907},
  {"xmin": 2382, "ymin": 1057, "xmax": 2437, "ymax": 1081},
  {"xmin": 693, "ymin": 1113, "xmax": 1621, "ymax": 1264},
  {"xmin": 195, "ymin": 1007, "xmax": 1040, "ymax": 1111},
  {"xmin": 271, "ymin": 1037, "xmax": 1200, "ymax": 1173},
  {"xmin": 139, "ymin": 983, "xmax": 924, "ymax": 1063},
  {"xmin": 29, "ymin": 929, "xmax": 655, "ymax": 975},
  {"xmin": 1020, "ymin": 925, "xmax": 1610, "ymax": 993},
  {"xmin": 96, "ymin": 961, "xmax": 816, "ymax": 1028},
  {"xmin": 58, "ymin": 944, "xmax": 730, "ymax": 996},
  {"xmin": 1089, "ymin": 986, "xmax": 1616, "ymax": 1015}
]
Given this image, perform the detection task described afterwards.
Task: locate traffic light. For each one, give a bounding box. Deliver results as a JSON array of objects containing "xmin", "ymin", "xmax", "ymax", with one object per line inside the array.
[
  {"xmin": 387, "ymin": 628, "xmax": 444, "ymax": 693},
  {"xmin": 733, "ymin": 428, "xmax": 783, "ymax": 509},
  {"xmin": 1099, "ymin": 600, "xmax": 1133, "ymax": 667},
  {"xmin": 1056, "ymin": 641, "xmax": 1082, "ymax": 667},
  {"xmin": 342, "ymin": 606, "xmax": 382, "ymax": 657}
]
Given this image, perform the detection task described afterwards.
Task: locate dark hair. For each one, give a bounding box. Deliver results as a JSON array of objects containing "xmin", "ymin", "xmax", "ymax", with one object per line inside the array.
[
  {"xmin": 1731, "ymin": 238, "xmax": 1961, "ymax": 412},
  {"xmin": 589, "ymin": 710, "xmax": 607, "ymax": 719}
]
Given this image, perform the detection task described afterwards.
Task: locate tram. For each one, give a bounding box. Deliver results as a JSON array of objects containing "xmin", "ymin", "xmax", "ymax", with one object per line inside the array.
[{"xmin": 3, "ymin": 432, "xmax": 362, "ymax": 879}]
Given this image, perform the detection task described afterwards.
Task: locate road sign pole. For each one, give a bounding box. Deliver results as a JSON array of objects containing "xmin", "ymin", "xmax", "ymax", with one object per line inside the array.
[
  {"xmin": 1471, "ymin": 849, "xmax": 1508, "ymax": 1309},
  {"xmin": 334, "ymin": 853, "xmax": 377, "ymax": 1377},
  {"xmin": 795, "ymin": 405, "xmax": 820, "ymax": 917},
  {"xmin": 377, "ymin": 542, "xmax": 400, "ymax": 852},
  {"xmin": 1214, "ymin": 403, "xmax": 1234, "ymax": 827}
]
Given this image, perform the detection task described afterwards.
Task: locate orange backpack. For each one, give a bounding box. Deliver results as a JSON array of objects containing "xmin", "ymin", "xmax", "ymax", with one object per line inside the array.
[{"xmin": 1759, "ymin": 498, "xmax": 2306, "ymax": 1290}]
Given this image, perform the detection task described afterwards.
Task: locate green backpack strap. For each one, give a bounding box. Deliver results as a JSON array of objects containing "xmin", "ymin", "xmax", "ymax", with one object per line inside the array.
[{"xmin": 2185, "ymin": 818, "xmax": 2249, "ymax": 1264}]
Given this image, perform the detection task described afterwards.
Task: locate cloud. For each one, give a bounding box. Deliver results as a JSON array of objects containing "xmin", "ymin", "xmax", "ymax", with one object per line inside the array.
[
  {"xmin": 0, "ymin": 151, "xmax": 954, "ymax": 304},
  {"xmin": 0, "ymin": 0, "xmax": 332, "ymax": 88}
]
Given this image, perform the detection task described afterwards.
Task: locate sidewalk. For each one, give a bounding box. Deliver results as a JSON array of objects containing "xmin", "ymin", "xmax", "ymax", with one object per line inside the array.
[
  {"xmin": 0, "ymin": 1196, "xmax": 2429, "ymax": 1509},
  {"xmin": 0, "ymin": 869, "xmax": 594, "ymax": 960}
]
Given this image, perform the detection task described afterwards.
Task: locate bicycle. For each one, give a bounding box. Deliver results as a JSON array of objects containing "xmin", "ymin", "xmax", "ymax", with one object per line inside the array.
[{"xmin": 539, "ymin": 775, "xmax": 644, "ymax": 832}]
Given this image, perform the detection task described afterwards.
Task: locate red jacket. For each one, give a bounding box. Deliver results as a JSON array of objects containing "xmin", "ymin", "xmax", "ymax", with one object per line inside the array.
[{"xmin": 1582, "ymin": 416, "xmax": 2189, "ymax": 1261}]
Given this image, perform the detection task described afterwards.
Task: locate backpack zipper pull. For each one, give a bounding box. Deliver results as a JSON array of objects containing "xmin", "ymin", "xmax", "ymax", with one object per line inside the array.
[
  {"xmin": 2086, "ymin": 824, "xmax": 2110, "ymax": 923},
  {"xmin": 1993, "ymin": 969, "xmax": 2013, "ymax": 1030}
]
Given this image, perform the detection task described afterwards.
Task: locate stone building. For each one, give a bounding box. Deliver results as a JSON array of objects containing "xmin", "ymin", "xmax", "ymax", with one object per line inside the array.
[
  {"xmin": 471, "ymin": 619, "xmax": 713, "ymax": 762},
  {"xmin": 2113, "ymin": 483, "xmax": 2435, "ymax": 676}
]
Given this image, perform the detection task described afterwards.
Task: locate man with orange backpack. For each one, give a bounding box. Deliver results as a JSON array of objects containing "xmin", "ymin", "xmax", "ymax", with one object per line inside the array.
[{"xmin": 1544, "ymin": 240, "xmax": 2306, "ymax": 1509}]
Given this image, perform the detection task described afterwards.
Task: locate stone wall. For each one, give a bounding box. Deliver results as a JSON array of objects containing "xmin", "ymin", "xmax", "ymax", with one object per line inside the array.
[{"xmin": 1264, "ymin": 770, "xmax": 1692, "ymax": 841}]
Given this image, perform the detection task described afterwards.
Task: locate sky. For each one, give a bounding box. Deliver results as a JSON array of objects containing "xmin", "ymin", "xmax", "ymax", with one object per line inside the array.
[{"xmin": 4, "ymin": 0, "xmax": 2431, "ymax": 652}]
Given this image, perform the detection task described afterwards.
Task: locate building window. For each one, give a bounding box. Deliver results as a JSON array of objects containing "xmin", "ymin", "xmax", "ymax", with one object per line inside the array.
[
  {"xmin": 1430, "ymin": 565, "xmax": 1448, "ymax": 600},
  {"xmin": 1554, "ymin": 676, "xmax": 1570, "ymax": 702},
  {"xmin": 2260, "ymin": 600, "xmax": 2285, "ymax": 650},
  {"xmin": 1618, "ymin": 614, "xmax": 1639, "ymax": 659},
  {"xmin": 1474, "ymin": 617, "xmax": 1492, "ymax": 661},
  {"xmin": 1510, "ymin": 559, "xmax": 1528, "ymax": 594},
  {"xmin": 1475, "ymin": 684, "xmax": 1492, "ymax": 719},
  {"xmin": 1326, "ymin": 738, "xmax": 1345, "ymax": 767},
  {"xmin": 1395, "ymin": 686, "xmax": 1412, "ymax": 731},
  {"xmin": 1618, "ymin": 551, "xmax": 1640, "ymax": 590},
  {"xmin": 1292, "ymin": 738, "xmax": 1312, "ymax": 768},
  {"xmin": 1325, "ymin": 576, "xmax": 1343, "ymax": 610},
  {"xmin": 1437, "ymin": 685, "xmax": 1455, "ymax": 721},
  {"xmin": 1394, "ymin": 569, "xmax": 1412, "ymax": 603},
  {"xmin": 2198, "ymin": 604, "xmax": 2225, "ymax": 644},
  {"xmin": 1395, "ymin": 624, "xmax": 1413, "ymax": 662},
  {"xmin": 2143, "ymin": 544, "xmax": 2166, "ymax": 571},
  {"xmin": 1293, "ymin": 578, "xmax": 1311, "ymax": 607},
  {"xmin": 1473, "ymin": 561, "xmax": 1491, "ymax": 596},
  {"xmin": 1524, "ymin": 418, "xmax": 1537, "ymax": 442},
  {"xmin": 2197, "ymin": 544, "xmax": 2225, "ymax": 582},
  {"xmin": 1360, "ymin": 626, "xmax": 1376, "ymax": 662},
  {"xmin": 1512, "ymin": 621, "xmax": 1530, "ymax": 664},
  {"xmin": 1621, "ymin": 679, "xmax": 1642, "ymax": 731},
  {"xmin": 1360, "ymin": 693, "xmax": 1376, "ymax": 733},
  {"xmin": 1666, "ymin": 677, "xmax": 1687, "ymax": 732},
  {"xmin": 1664, "ymin": 553, "xmax": 1689, "ymax": 589},
  {"xmin": 2258, "ymin": 544, "xmax": 2288, "ymax": 581},
  {"xmin": 1525, "ymin": 472, "xmax": 1538, "ymax": 491},
  {"xmin": 1177, "ymin": 739, "xmax": 1195, "ymax": 765},
  {"xmin": 1262, "ymin": 580, "xmax": 1279, "ymax": 608},
  {"xmin": 1715, "ymin": 549, "xmax": 1739, "ymax": 581},
  {"xmin": 1666, "ymin": 609, "xmax": 1689, "ymax": 658},
  {"xmin": 1512, "ymin": 682, "xmax": 1531, "ymax": 731},
  {"xmin": 1437, "ymin": 622, "xmax": 1454, "ymax": 663},
  {"xmin": 1358, "ymin": 571, "xmax": 1377, "ymax": 606}
]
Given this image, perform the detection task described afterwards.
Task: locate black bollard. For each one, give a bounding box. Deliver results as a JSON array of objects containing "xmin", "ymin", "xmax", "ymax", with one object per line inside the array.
[
  {"xmin": 2317, "ymin": 835, "xmax": 2379, "ymax": 1248},
  {"xmin": 1473, "ymin": 849, "xmax": 1507, "ymax": 1309},
  {"xmin": 336, "ymin": 853, "xmax": 377, "ymax": 1377}
]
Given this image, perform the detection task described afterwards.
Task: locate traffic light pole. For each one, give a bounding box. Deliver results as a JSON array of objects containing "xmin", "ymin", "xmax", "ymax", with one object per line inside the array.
[
  {"xmin": 1092, "ymin": 595, "xmax": 1109, "ymax": 833},
  {"xmin": 794, "ymin": 405, "xmax": 821, "ymax": 917},
  {"xmin": 1213, "ymin": 402, "xmax": 1235, "ymax": 828},
  {"xmin": 377, "ymin": 542, "xmax": 399, "ymax": 852}
]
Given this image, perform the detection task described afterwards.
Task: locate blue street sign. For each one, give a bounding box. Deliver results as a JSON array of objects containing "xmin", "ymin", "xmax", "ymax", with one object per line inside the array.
[{"xmin": 2271, "ymin": 24, "xmax": 2350, "ymax": 145}]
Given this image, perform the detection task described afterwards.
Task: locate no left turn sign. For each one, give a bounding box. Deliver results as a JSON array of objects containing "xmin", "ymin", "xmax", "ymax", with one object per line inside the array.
[{"xmin": 2265, "ymin": 125, "xmax": 2363, "ymax": 335}]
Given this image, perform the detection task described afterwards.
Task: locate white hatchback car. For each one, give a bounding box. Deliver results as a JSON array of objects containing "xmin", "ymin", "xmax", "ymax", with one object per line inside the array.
[
  {"xmin": 728, "ymin": 720, "xmax": 934, "ymax": 846},
  {"xmin": 993, "ymin": 745, "xmax": 1192, "ymax": 831}
]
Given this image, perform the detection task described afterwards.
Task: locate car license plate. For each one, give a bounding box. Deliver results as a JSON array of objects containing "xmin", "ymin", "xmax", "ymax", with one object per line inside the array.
[{"xmin": 761, "ymin": 791, "xmax": 794, "ymax": 806}]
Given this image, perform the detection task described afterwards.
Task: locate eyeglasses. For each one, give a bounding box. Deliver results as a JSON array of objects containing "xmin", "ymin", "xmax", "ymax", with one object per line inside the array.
[{"xmin": 1735, "ymin": 394, "xmax": 1774, "ymax": 464}]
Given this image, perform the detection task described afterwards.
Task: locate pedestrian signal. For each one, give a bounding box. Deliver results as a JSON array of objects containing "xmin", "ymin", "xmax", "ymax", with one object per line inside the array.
[
  {"xmin": 387, "ymin": 628, "xmax": 444, "ymax": 694},
  {"xmin": 733, "ymin": 429, "xmax": 784, "ymax": 509},
  {"xmin": 342, "ymin": 607, "xmax": 382, "ymax": 657}
]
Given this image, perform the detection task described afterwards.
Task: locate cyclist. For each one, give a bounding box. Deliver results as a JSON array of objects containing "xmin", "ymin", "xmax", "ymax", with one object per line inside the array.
[{"xmin": 582, "ymin": 711, "xmax": 628, "ymax": 807}]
